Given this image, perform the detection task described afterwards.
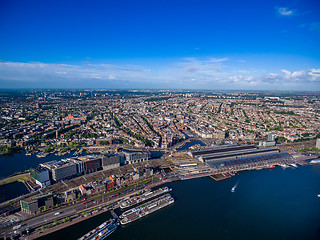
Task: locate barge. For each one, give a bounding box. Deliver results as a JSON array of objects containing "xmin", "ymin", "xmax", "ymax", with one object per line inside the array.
[
  {"xmin": 119, "ymin": 186, "xmax": 171, "ymax": 209},
  {"xmin": 120, "ymin": 194, "xmax": 174, "ymax": 225},
  {"xmin": 78, "ymin": 218, "xmax": 118, "ymax": 240}
]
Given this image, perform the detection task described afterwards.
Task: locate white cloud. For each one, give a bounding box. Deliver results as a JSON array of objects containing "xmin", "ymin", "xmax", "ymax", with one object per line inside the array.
[
  {"xmin": 280, "ymin": 69, "xmax": 320, "ymax": 82},
  {"xmin": 0, "ymin": 60, "xmax": 319, "ymax": 90},
  {"xmin": 0, "ymin": 61, "xmax": 151, "ymax": 83},
  {"xmin": 277, "ymin": 7, "xmax": 295, "ymax": 16}
]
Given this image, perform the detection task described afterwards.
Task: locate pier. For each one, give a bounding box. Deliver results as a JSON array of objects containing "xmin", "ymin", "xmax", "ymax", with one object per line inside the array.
[{"xmin": 209, "ymin": 173, "xmax": 232, "ymax": 181}]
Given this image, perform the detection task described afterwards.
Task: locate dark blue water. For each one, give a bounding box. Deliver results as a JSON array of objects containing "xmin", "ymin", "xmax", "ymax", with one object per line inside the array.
[
  {"xmin": 0, "ymin": 151, "xmax": 88, "ymax": 202},
  {"xmin": 0, "ymin": 151, "xmax": 87, "ymax": 179},
  {"xmin": 150, "ymin": 151, "xmax": 164, "ymax": 159},
  {"xmin": 0, "ymin": 181, "xmax": 29, "ymax": 203},
  {"xmin": 40, "ymin": 165, "xmax": 320, "ymax": 240},
  {"xmin": 183, "ymin": 132, "xmax": 193, "ymax": 139},
  {"xmin": 177, "ymin": 140, "xmax": 206, "ymax": 151}
]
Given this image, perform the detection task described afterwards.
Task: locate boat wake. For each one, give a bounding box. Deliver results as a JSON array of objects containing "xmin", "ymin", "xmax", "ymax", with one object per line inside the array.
[{"xmin": 231, "ymin": 181, "xmax": 239, "ymax": 193}]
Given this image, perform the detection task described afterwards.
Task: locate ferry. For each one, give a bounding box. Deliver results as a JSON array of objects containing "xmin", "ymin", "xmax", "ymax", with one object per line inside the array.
[
  {"xmin": 78, "ymin": 218, "xmax": 118, "ymax": 240},
  {"xmin": 120, "ymin": 194, "xmax": 174, "ymax": 225},
  {"xmin": 120, "ymin": 187, "xmax": 171, "ymax": 209}
]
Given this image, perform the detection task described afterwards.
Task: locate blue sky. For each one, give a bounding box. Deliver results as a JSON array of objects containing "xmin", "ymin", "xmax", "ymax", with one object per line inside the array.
[{"xmin": 0, "ymin": 0, "xmax": 319, "ymax": 90}]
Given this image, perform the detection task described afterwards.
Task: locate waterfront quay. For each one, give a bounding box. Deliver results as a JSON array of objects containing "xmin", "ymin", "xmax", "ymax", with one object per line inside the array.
[
  {"xmin": 24, "ymin": 153, "xmax": 310, "ymax": 240},
  {"xmin": 2, "ymin": 176, "xmax": 171, "ymax": 240},
  {"xmin": 1, "ymin": 142, "xmax": 319, "ymax": 239}
]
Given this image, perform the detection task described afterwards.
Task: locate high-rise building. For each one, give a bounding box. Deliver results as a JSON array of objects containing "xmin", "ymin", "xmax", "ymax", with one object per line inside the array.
[
  {"xmin": 30, "ymin": 166, "xmax": 51, "ymax": 188},
  {"xmin": 40, "ymin": 160, "xmax": 77, "ymax": 182}
]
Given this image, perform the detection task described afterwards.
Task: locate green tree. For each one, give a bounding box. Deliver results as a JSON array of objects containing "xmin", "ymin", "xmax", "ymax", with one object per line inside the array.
[
  {"xmin": 311, "ymin": 147, "xmax": 320, "ymax": 151},
  {"xmin": 40, "ymin": 225, "xmax": 45, "ymax": 231}
]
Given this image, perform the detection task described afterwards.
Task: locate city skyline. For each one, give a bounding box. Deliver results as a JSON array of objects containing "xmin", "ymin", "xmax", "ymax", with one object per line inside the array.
[{"xmin": 0, "ymin": 0, "xmax": 320, "ymax": 90}]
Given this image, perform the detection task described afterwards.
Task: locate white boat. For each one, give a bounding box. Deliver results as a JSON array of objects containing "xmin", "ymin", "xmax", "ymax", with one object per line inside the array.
[
  {"xmin": 310, "ymin": 160, "xmax": 320, "ymax": 164},
  {"xmin": 317, "ymin": 194, "xmax": 320, "ymax": 198},
  {"xmin": 231, "ymin": 186, "xmax": 236, "ymax": 193}
]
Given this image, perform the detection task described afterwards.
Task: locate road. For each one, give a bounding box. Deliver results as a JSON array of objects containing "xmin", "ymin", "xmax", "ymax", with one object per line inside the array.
[{"xmin": 1, "ymin": 179, "xmax": 162, "ymax": 238}]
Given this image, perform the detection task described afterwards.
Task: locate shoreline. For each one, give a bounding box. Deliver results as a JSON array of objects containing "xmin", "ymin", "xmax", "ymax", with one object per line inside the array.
[
  {"xmin": 25, "ymin": 178, "xmax": 172, "ymax": 240},
  {"xmin": 7, "ymin": 161, "xmax": 317, "ymax": 240},
  {"xmin": 29, "ymin": 209, "xmax": 108, "ymax": 240},
  {"xmin": 28, "ymin": 163, "xmax": 301, "ymax": 239}
]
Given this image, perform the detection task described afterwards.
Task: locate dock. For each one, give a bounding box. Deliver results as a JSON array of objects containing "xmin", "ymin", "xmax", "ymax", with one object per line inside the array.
[{"xmin": 209, "ymin": 173, "xmax": 232, "ymax": 181}]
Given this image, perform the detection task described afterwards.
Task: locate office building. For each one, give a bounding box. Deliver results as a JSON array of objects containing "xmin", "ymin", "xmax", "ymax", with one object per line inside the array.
[
  {"xmin": 30, "ymin": 166, "xmax": 51, "ymax": 188},
  {"xmin": 20, "ymin": 193, "xmax": 53, "ymax": 214},
  {"xmin": 123, "ymin": 151, "xmax": 148, "ymax": 164}
]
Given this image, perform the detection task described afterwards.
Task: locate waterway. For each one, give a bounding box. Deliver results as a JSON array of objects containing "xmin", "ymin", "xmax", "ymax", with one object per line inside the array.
[
  {"xmin": 150, "ymin": 151, "xmax": 163, "ymax": 159},
  {"xmin": 0, "ymin": 181, "xmax": 29, "ymax": 203},
  {"xmin": 177, "ymin": 140, "xmax": 206, "ymax": 152},
  {"xmin": 39, "ymin": 165, "xmax": 320, "ymax": 240},
  {"xmin": 0, "ymin": 151, "xmax": 87, "ymax": 179},
  {"xmin": 0, "ymin": 150, "xmax": 161, "ymax": 203},
  {"xmin": 0, "ymin": 151, "xmax": 88, "ymax": 203}
]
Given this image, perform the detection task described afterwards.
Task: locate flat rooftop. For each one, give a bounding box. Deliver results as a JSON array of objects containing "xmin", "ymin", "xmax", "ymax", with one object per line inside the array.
[
  {"xmin": 207, "ymin": 152, "xmax": 292, "ymax": 168},
  {"xmin": 190, "ymin": 145, "xmax": 257, "ymax": 157},
  {"xmin": 200, "ymin": 147, "xmax": 280, "ymax": 161}
]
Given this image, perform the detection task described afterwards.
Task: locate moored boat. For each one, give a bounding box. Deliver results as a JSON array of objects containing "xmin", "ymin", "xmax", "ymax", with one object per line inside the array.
[
  {"xmin": 120, "ymin": 194, "xmax": 174, "ymax": 225},
  {"xmin": 120, "ymin": 187, "xmax": 171, "ymax": 209},
  {"xmin": 78, "ymin": 218, "xmax": 118, "ymax": 240}
]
